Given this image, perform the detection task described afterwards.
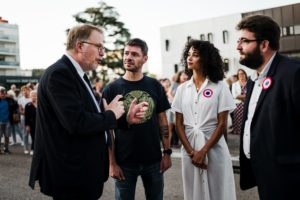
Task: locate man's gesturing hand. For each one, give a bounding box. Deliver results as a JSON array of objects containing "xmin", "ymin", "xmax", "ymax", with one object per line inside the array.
[
  {"xmin": 103, "ymin": 95, "xmax": 125, "ymax": 119},
  {"xmin": 126, "ymin": 98, "xmax": 149, "ymax": 125}
]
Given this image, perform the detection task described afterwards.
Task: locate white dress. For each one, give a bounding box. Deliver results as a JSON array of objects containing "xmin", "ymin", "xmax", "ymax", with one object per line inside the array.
[{"xmin": 172, "ymin": 78, "xmax": 236, "ymax": 200}]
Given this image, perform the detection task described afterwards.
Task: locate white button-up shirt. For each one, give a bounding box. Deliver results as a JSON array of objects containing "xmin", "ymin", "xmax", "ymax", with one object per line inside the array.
[
  {"xmin": 243, "ymin": 53, "xmax": 276, "ymax": 158},
  {"xmin": 172, "ymin": 78, "xmax": 236, "ymax": 134},
  {"xmin": 65, "ymin": 53, "xmax": 101, "ymax": 113}
]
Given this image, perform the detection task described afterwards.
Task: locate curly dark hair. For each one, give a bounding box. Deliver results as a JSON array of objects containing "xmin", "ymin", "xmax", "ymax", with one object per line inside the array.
[{"xmin": 181, "ymin": 39, "xmax": 224, "ymax": 83}]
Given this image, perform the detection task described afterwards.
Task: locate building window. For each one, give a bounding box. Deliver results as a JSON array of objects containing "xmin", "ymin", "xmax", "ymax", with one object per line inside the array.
[
  {"xmin": 207, "ymin": 33, "xmax": 213, "ymax": 42},
  {"xmin": 165, "ymin": 39, "xmax": 169, "ymax": 51},
  {"xmin": 200, "ymin": 34, "xmax": 205, "ymax": 41},
  {"xmin": 289, "ymin": 26, "xmax": 294, "ymax": 35},
  {"xmin": 282, "ymin": 26, "xmax": 294, "ymax": 36},
  {"xmin": 282, "ymin": 27, "xmax": 287, "ymax": 36},
  {"xmin": 174, "ymin": 64, "xmax": 178, "ymax": 73},
  {"xmin": 222, "ymin": 30, "xmax": 229, "ymax": 44},
  {"xmin": 223, "ymin": 58, "xmax": 229, "ymax": 72},
  {"xmin": 187, "ymin": 36, "xmax": 191, "ymax": 42},
  {"xmin": 294, "ymin": 25, "xmax": 300, "ymax": 35}
]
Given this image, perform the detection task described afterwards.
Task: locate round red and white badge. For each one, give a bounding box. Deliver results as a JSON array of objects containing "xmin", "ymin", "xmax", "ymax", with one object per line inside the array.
[
  {"xmin": 203, "ymin": 89, "xmax": 213, "ymax": 98},
  {"xmin": 262, "ymin": 77, "xmax": 272, "ymax": 90}
]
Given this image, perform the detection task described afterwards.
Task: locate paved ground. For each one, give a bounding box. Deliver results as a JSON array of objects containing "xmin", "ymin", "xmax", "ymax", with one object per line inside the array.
[{"xmin": 0, "ymin": 134, "xmax": 259, "ymax": 200}]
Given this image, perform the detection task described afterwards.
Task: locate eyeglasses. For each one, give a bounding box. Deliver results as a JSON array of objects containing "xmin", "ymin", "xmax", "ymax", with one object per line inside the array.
[
  {"xmin": 81, "ymin": 41, "xmax": 104, "ymax": 51},
  {"xmin": 237, "ymin": 38, "xmax": 263, "ymax": 45}
]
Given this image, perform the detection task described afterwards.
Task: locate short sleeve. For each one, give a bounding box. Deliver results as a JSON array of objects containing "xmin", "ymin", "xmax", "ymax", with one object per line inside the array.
[{"xmin": 218, "ymin": 81, "xmax": 236, "ymax": 113}]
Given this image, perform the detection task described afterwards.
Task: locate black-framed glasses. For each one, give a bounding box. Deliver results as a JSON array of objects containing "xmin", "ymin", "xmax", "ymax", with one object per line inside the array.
[
  {"xmin": 81, "ymin": 41, "xmax": 104, "ymax": 51},
  {"xmin": 237, "ymin": 38, "xmax": 263, "ymax": 45}
]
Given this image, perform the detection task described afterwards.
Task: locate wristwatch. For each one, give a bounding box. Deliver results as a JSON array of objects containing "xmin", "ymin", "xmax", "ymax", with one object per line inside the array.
[{"xmin": 163, "ymin": 148, "xmax": 172, "ymax": 155}]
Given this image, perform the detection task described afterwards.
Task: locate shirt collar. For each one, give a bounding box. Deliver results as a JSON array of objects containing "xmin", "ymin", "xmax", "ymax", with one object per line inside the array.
[
  {"xmin": 65, "ymin": 52, "xmax": 85, "ymax": 78},
  {"xmin": 250, "ymin": 52, "xmax": 276, "ymax": 81},
  {"xmin": 186, "ymin": 76, "xmax": 210, "ymax": 88}
]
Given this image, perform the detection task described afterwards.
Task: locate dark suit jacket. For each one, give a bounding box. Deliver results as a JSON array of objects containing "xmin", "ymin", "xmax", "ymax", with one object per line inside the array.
[
  {"xmin": 239, "ymin": 53, "xmax": 300, "ymax": 200},
  {"xmin": 29, "ymin": 55, "xmax": 117, "ymax": 199}
]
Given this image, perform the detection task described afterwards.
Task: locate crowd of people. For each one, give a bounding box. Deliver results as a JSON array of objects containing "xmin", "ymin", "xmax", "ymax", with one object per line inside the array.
[
  {"xmin": 0, "ymin": 83, "xmax": 38, "ymax": 156},
  {"xmin": 1, "ymin": 14, "xmax": 299, "ymax": 200}
]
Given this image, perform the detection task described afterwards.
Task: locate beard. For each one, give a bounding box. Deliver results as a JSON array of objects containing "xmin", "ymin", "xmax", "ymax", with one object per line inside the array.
[
  {"xmin": 239, "ymin": 45, "xmax": 263, "ymax": 70},
  {"xmin": 124, "ymin": 63, "xmax": 139, "ymax": 72}
]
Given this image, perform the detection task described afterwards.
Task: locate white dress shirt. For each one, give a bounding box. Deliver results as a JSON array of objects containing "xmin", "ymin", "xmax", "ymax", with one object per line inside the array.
[
  {"xmin": 65, "ymin": 53, "xmax": 101, "ymax": 113},
  {"xmin": 243, "ymin": 53, "xmax": 276, "ymax": 158}
]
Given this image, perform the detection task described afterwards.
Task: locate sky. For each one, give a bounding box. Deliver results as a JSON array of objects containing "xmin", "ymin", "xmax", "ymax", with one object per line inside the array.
[{"xmin": 1, "ymin": 0, "xmax": 300, "ymax": 76}]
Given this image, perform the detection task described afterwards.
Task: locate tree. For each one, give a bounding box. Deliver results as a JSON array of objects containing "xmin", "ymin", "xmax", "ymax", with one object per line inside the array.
[
  {"xmin": 32, "ymin": 68, "xmax": 45, "ymax": 77},
  {"xmin": 73, "ymin": 1, "xmax": 131, "ymax": 83}
]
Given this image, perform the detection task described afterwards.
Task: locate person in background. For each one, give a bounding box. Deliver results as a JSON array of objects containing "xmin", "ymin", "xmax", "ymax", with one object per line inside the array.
[
  {"xmin": 237, "ymin": 15, "xmax": 300, "ymax": 200},
  {"xmin": 225, "ymin": 74, "xmax": 238, "ymax": 136},
  {"xmin": 231, "ymin": 68, "xmax": 248, "ymax": 135},
  {"xmin": 18, "ymin": 85, "xmax": 31, "ymax": 154},
  {"xmin": 7, "ymin": 84, "xmax": 17, "ymax": 100},
  {"xmin": 94, "ymin": 77, "xmax": 104, "ymax": 95},
  {"xmin": 103, "ymin": 38, "xmax": 171, "ymax": 200},
  {"xmin": 0, "ymin": 87, "xmax": 18, "ymax": 154},
  {"xmin": 167, "ymin": 70, "xmax": 189, "ymax": 147},
  {"xmin": 25, "ymin": 90, "xmax": 37, "ymax": 156},
  {"xmin": 172, "ymin": 39, "xmax": 236, "ymax": 200},
  {"xmin": 226, "ymin": 74, "xmax": 238, "ymax": 92},
  {"xmin": 160, "ymin": 78, "xmax": 172, "ymax": 144},
  {"xmin": 28, "ymin": 24, "xmax": 147, "ymax": 200},
  {"xmin": 6, "ymin": 90, "xmax": 23, "ymax": 146}
]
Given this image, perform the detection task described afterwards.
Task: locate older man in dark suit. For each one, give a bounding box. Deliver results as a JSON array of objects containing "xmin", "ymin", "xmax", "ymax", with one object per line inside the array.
[
  {"xmin": 29, "ymin": 24, "xmax": 147, "ymax": 200},
  {"xmin": 236, "ymin": 15, "xmax": 300, "ymax": 200}
]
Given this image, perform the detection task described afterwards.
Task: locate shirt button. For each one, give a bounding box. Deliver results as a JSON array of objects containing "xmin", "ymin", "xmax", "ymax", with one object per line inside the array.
[{"xmin": 195, "ymin": 112, "xmax": 197, "ymax": 114}]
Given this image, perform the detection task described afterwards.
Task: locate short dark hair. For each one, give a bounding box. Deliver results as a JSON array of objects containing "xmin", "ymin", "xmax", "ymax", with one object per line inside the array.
[
  {"xmin": 126, "ymin": 38, "xmax": 148, "ymax": 55},
  {"xmin": 236, "ymin": 15, "xmax": 280, "ymax": 50},
  {"xmin": 181, "ymin": 39, "xmax": 224, "ymax": 83}
]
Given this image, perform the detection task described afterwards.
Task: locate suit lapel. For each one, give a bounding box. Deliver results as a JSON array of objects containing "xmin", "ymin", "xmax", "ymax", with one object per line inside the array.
[
  {"xmin": 61, "ymin": 55, "xmax": 99, "ymax": 112},
  {"xmin": 253, "ymin": 53, "xmax": 281, "ymax": 117}
]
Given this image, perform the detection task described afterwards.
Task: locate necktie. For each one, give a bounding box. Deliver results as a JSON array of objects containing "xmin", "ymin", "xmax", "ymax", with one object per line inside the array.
[
  {"xmin": 83, "ymin": 74, "xmax": 108, "ymax": 144},
  {"xmin": 83, "ymin": 74, "xmax": 101, "ymax": 109},
  {"xmin": 83, "ymin": 74, "xmax": 94, "ymax": 93}
]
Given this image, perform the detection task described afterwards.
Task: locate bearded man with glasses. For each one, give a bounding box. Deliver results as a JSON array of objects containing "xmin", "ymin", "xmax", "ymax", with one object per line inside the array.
[{"xmin": 236, "ymin": 15, "xmax": 300, "ymax": 200}]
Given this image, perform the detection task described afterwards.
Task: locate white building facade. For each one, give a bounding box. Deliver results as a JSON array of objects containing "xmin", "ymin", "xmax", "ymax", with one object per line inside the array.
[
  {"xmin": 160, "ymin": 3, "xmax": 300, "ymax": 79},
  {"xmin": 0, "ymin": 17, "xmax": 21, "ymax": 76},
  {"xmin": 160, "ymin": 14, "xmax": 247, "ymax": 79}
]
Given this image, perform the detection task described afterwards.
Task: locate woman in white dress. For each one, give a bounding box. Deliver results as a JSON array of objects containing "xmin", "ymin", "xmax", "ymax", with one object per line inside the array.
[{"xmin": 172, "ymin": 39, "xmax": 236, "ymax": 200}]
